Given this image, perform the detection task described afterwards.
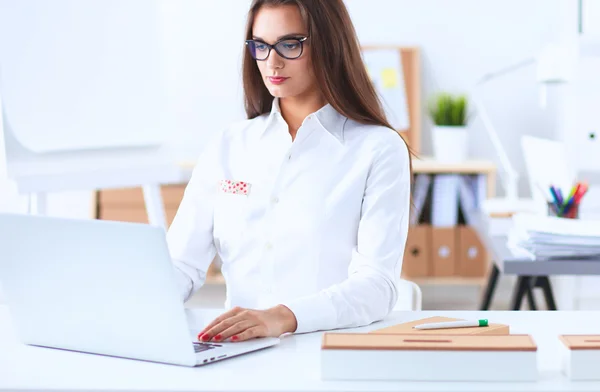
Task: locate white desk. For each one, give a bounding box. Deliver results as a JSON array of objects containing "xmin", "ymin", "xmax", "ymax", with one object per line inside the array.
[{"xmin": 1, "ymin": 306, "xmax": 600, "ymax": 391}]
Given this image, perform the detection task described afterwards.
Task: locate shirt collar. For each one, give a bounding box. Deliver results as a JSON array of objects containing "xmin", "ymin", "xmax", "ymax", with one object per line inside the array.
[{"xmin": 262, "ymin": 97, "xmax": 345, "ymax": 143}]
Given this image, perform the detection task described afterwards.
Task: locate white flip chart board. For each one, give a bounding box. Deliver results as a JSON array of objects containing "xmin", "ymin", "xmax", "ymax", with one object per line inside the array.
[{"xmin": 0, "ymin": 0, "xmax": 167, "ymax": 153}]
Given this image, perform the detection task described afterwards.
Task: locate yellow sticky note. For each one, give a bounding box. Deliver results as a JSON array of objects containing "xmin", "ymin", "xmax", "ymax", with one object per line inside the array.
[{"xmin": 381, "ymin": 68, "xmax": 397, "ymax": 88}]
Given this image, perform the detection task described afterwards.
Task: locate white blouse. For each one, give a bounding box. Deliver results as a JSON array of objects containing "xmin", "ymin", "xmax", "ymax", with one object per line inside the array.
[{"xmin": 167, "ymin": 98, "xmax": 411, "ymax": 333}]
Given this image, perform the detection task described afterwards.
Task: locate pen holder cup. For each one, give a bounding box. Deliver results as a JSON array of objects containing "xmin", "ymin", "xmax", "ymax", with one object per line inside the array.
[{"xmin": 547, "ymin": 202, "xmax": 579, "ymax": 219}]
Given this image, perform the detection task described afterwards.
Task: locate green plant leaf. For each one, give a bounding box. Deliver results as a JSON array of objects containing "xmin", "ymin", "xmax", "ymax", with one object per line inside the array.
[{"xmin": 428, "ymin": 92, "xmax": 469, "ymax": 126}]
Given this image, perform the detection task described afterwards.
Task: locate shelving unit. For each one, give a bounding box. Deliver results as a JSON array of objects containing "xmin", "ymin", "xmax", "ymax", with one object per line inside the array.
[
  {"xmin": 94, "ymin": 157, "xmax": 496, "ymax": 287},
  {"xmin": 403, "ymin": 157, "xmax": 497, "ymax": 286},
  {"xmin": 411, "ymin": 276, "xmax": 487, "ymax": 286},
  {"xmin": 412, "ymin": 157, "xmax": 496, "ymax": 196}
]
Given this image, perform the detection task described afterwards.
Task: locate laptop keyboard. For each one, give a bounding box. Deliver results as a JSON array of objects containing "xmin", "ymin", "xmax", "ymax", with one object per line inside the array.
[{"xmin": 193, "ymin": 342, "xmax": 223, "ymax": 353}]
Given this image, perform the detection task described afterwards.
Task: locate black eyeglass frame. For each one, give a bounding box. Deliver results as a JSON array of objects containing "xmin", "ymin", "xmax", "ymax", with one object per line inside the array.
[{"xmin": 245, "ymin": 36, "xmax": 309, "ymax": 61}]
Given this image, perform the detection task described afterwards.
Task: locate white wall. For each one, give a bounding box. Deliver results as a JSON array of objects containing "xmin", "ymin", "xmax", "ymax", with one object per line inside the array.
[
  {"xmin": 157, "ymin": 0, "xmax": 251, "ymax": 160},
  {"xmin": 346, "ymin": 0, "xmax": 577, "ymax": 197},
  {"xmin": 0, "ymin": 0, "xmax": 253, "ymax": 217},
  {"xmin": 1, "ymin": 0, "xmax": 580, "ymax": 217},
  {"xmin": 583, "ymin": 0, "xmax": 600, "ymax": 33},
  {"xmin": 160, "ymin": 0, "xmax": 578, "ymax": 197}
]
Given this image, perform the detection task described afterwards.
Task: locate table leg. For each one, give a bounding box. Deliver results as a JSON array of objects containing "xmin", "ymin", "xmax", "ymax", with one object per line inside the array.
[
  {"xmin": 510, "ymin": 276, "xmax": 532, "ymax": 310},
  {"xmin": 537, "ymin": 276, "xmax": 558, "ymax": 310},
  {"xmin": 479, "ymin": 263, "xmax": 499, "ymax": 310},
  {"xmin": 142, "ymin": 184, "xmax": 167, "ymax": 229},
  {"xmin": 526, "ymin": 277, "xmax": 537, "ymax": 310},
  {"xmin": 28, "ymin": 192, "xmax": 48, "ymax": 215}
]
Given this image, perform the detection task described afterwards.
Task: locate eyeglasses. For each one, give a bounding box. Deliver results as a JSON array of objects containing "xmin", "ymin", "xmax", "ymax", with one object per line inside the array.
[{"xmin": 245, "ymin": 36, "xmax": 308, "ymax": 61}]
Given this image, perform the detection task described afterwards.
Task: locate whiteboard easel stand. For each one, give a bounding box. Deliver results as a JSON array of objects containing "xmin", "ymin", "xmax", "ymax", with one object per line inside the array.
[{"xmin": 0, "ymin": 90, "xmax": 178, "ymax": 229}]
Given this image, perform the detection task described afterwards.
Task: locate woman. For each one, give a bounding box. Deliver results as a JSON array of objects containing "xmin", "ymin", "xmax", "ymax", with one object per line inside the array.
[{"xmin": 167, "ymin": 0, "xmax": 412, "ymax": 343}]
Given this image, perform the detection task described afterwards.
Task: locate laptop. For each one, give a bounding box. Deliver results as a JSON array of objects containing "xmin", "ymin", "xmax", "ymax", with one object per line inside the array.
[{"xmin": 0, "ymin": 213, "xmax": 279, "ymax": 367}]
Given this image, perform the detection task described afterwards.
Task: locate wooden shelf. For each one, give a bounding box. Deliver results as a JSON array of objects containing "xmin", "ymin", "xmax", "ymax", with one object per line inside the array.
[
  {"xmin": 412, "ymin": 157, "xmax": 496, "ymax": 175},
  {"xmin": 202, "ymin": 274, "xmax": 486, "ymax": 287},
  {"xmin": 179, "ymin": 158, "xmax": 496, "ymax": 179},
  {"xmin": 407, "ymin": 276, "xmax": 487, "ymax": 286},
  {"xmin": 205, "ymin": 273, "xmax": 487, "ymax": 287},
  {"xmin": 103, "ymin": 161, "xmax": 496, "ymax": 289}
]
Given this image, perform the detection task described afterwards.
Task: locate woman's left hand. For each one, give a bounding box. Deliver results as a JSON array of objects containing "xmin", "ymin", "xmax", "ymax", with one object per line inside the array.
[{"xmin": 197, "ymin": 305, "xmax": 298, "ymax": 343}]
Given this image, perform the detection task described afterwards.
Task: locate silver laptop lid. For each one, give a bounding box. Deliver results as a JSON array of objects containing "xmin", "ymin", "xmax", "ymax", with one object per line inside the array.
[{"xmin": 0, "ymin": 213, "xmax": 196, "ymax": 366}]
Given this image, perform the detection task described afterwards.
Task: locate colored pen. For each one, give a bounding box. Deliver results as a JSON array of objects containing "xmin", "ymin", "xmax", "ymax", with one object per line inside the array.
[
  {"xmin": 561, "ymin": 198, "xmax": 574, "ymax": 216},
  {"xmin": 567, "ymin": 183, "xmax": 579, "ymax": 203},
  {"xmin": 413, "ymin": 319, "xmax": 489, "ymax": 330},
  {"xmin": 548, "ymin": 186, "xmax": 561, "ymax": 212},
  {"xmin": 558, "ymin": 183, "xmax": 578, "ymax": 216},
  {"xmin": 536, "ymin": 182, "xmax": 554, "ymax": 204},
  {"xmin": 574, "ymin": 182, "xmax": 588, "ymax": 204},
  {"xmin": 556, "ymin": 187, "xmax": 564, "ymax": 206}
]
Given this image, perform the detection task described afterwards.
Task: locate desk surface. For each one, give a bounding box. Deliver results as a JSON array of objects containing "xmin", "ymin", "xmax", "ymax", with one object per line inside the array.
[
  {"xmin": 491, "ymin": 236, "xmax": 600, "ymax": 276},
  {"xmin": 1, "ymin": 306, "xmax": 600, "ymax": 391}
]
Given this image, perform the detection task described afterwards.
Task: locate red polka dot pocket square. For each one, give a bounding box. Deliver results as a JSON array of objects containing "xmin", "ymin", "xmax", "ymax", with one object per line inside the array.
[{"xmin": 219, "ymin": 179, "xmax": 251, "ymax": 196}]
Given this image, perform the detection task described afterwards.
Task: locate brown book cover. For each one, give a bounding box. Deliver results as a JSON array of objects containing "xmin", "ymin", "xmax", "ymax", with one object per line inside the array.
[
  {"xmin": 322, "ymin": 333, "xmax": 536, "ymax": 351},
  {"xmin": 371, "ymin": 316, "xmax": 509, "ymax": 336},
  {"xmin": 560, "ymin": 335, "xmax": 600, "ymax": 350}
]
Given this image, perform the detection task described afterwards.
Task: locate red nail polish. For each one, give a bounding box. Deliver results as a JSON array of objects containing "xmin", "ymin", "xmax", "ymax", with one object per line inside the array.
[
  {"xmin": 214, "ymin": 334, "xmax": 222, "ymax": 341},
  {"xmin": 231, "ymin": 335, "xmax": 239, "ymax": 341},
  {"xmin": 201, "ymin": 334, "xmax": 210, "ymax": 342}
]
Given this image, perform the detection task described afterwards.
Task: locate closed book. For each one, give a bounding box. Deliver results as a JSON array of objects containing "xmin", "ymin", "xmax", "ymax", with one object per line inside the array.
[
  {"xmin": 321, "ymin": 333, "xmax": 537, "ymax": 381},
  {"xmin": 560, "ymin": 335, "xmax": 600, "ymax": 380},
  {"xmin": 371, "ymin": 316, "xmax": 509, "ymax": 336}
]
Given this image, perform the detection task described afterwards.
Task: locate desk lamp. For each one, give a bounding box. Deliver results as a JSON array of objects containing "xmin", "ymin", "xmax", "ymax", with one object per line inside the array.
[{"xmin": 472, "ymin": 32, "xmax": 600, "ymax": 216}]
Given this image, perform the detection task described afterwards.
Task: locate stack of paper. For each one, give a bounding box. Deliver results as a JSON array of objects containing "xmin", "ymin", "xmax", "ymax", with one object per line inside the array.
[{"xmin": 508, "ymin": 213, "xmax": 600, "ymax": 260}]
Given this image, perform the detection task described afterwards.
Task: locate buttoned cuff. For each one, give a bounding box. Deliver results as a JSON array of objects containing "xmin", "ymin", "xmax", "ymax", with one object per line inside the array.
[{"xmin": 281, "ymin": 294, "xmax": 338, "ymax": 334}]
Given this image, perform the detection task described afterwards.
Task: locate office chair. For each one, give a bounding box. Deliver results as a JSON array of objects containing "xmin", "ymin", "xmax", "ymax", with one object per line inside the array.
[{"xmin": 394, "ymin": 278, "xmax": 422, "ymax": 311}]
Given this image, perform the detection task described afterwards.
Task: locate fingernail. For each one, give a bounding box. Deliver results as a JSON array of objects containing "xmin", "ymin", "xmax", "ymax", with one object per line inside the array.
[
  {"xmin": 201, "ymin": 334, "xmax": 210, "ymax": 342},
  {"xmin": 214, "ymin": 334, "xmax": 222, "ymax": 341},
  {"xmin": 231, "ymin": 335, "xmax": 239, "ymax": 341}
]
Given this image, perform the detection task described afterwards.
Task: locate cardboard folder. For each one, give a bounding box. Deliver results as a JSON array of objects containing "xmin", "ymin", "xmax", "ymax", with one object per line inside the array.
[
  {"xmin": 371, "ymin": 316, "xmax": 509, "ymax": 336},
  {"xmin": 402, "ymin": 225, "xmax": 431, "ymax": 277}
]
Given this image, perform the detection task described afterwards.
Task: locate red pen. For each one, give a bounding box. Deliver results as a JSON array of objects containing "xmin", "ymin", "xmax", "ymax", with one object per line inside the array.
[{"xmin": 573, "ymin": 182, "xmax": 588, "ymax": 204}]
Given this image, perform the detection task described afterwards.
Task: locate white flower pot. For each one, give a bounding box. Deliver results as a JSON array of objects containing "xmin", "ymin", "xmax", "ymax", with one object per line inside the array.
[{"xmin": 432, "ymin": 125, "xmax": 468, "ymax": 162}]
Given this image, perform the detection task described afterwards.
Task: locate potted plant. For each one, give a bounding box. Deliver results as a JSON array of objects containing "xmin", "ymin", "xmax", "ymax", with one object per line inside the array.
[{"xmin": 428, "ymin": 92, "xmax": 469, "ymax": 162}]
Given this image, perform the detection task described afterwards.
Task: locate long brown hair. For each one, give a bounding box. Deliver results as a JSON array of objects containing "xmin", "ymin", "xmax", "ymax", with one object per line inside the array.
[{"xmin": 242, "ymin": 0, "xmax": 413, "ymax": 178}]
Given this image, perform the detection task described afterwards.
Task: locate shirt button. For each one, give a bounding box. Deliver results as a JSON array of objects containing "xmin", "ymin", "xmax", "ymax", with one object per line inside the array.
[
  {"xmin": 265, "ymin": 242, "xmax": 273, "ymax": 251},
  {"xmin": 271, "ymin": 196, "xmax": 279, "ymax": 204}
]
